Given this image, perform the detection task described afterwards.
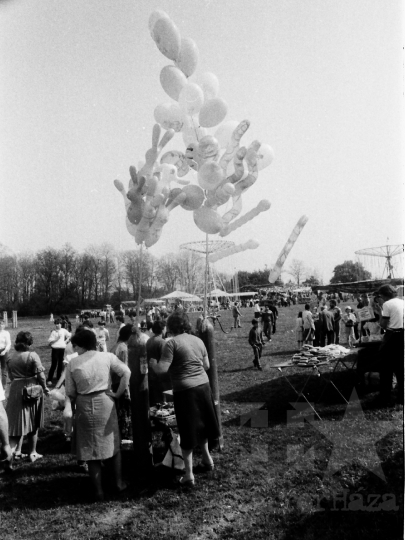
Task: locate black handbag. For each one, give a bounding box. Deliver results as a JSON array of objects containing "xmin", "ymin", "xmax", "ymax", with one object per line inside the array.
[{"xmin": 22, "ymin": 353, "xmax": 43, "ymax": 403}]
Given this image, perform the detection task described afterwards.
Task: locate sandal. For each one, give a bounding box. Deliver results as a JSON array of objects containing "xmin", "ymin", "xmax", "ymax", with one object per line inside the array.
[
  {"xmin": 13, "ymin": 453, "xmax": 28, "ymax": 461},
  {"xmin": 29, "ymin": 453, "xmax": 43, "ymax": 463}
]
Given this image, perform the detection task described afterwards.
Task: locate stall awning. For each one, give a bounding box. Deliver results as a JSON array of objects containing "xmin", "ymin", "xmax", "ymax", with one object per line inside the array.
[{"xmin": 312, "ymin": 278, "xmax": 404, "ymax": 294}]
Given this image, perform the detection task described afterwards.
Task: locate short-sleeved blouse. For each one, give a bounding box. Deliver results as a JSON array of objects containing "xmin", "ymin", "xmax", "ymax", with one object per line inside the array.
[
  {"xmin": 160, "ymin": 333, "xmax": 208, "ymax": 392},
  {"xmin": 7, "ymin": 350, "xmax": 45, "ymax": 380},
  {"xmin": 65, "ymin": 351, "xmax": 130, "ymax": 399},
  {"xmin": 110, "ymin": 342, "xmax": 128, "ymax": 365}
]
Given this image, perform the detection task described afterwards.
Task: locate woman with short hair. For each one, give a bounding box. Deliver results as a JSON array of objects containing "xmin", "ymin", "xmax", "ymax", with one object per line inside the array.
[
  {"xmin": 64, "ymin": 329, "xmax": 130, "ymax": 500},
  {"xmin": 6, "ymin": 331, "xmax": 50, "ymax": 462},
  {"xmin": 158, "ymin": 311, "xmax": 220, "ymax": 487}
]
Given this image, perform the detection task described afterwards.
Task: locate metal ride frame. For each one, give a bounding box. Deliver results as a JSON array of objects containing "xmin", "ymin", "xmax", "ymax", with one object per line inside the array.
[
  {"xmin": 180, "ymin": 239, "xmax": 235, "ymax": 317},
  {"xmin": 355, "ymin": 244, "xmax": 404, "ymax": 280}
]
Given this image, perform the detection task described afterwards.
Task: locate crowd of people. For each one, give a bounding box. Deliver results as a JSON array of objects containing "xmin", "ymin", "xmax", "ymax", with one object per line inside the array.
[
  {"xmin": 0, "ymin": 284, "xmax": 402, "ymax": 498},
  {"xmin": 0, "ymin": 309, "xmax": 219, "ymax": 499}
]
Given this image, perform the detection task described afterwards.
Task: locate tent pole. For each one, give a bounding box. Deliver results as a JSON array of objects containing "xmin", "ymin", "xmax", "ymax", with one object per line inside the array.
[{"xmin": 137, "ymin": 243, "xmax": 143, "ymax": 325}]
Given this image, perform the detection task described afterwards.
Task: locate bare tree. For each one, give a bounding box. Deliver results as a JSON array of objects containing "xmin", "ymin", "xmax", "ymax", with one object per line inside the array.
[
  {"xmin": 156, "ymin": 254, "xmax": 180, "ymax": 293},
  {"xmin": 176, "ymin": 251, "xmax": 204, "ymax": 293},
  {"xmin": 288, "ymin": 259, "xmax": 307, "ymax": 286}
]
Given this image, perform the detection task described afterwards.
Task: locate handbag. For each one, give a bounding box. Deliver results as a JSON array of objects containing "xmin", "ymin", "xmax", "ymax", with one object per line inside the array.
[{"xmin": 22, "ymin": 353, "xmax": 43, "ymax": 403}]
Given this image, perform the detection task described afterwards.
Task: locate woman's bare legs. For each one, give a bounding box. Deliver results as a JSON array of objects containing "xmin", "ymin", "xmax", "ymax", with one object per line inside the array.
[
  {"xmin": 200, "ymin": 439, "xmax": 214, "ymax": 467},
  {"xmin": 9, "ymin": 435, "xmax": 22, "ymax": 455},
  {"xmin": 27, "ymin": 430, "xmax": 42, "ymax": 461},
  {"xmin": 88, "ymin": 460, "xmax": 104, "ymax": 500},
  {"xmin": 180, "ymin": 448, "xmax": 194, "ymax": 483},
  {"xmin": 110, "ymin": 451, "xmax": 127, "ymax": 491}
]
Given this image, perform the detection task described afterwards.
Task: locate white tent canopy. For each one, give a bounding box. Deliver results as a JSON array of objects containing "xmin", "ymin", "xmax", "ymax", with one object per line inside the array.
[
  {"xmin": 208, "ymin": 289, "xmax": 230, "ymax": 296},
  {"xmin": 159, "ymin": 291, "xmax": 203, "ymax": 302}
]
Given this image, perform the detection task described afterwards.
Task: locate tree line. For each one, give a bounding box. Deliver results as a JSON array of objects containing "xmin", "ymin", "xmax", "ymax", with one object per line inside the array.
[
  {"xmin": 0, "ymin": 241, "xmax": 373, "ymax": 316},
  {"xmin": 0, "ymin": 243, "xmax": 221, "ymax": 316}
]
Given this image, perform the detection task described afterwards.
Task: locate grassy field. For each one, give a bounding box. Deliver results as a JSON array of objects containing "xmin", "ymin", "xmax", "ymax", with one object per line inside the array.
[{"xmin": 0, "ymin": 305, "xmax": 403, "ymax": 540}]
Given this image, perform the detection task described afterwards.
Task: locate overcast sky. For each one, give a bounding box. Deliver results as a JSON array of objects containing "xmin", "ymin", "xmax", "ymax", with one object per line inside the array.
[{"xmin": 0, "ymin": 0, "xmax": 403, "ymax": 283}]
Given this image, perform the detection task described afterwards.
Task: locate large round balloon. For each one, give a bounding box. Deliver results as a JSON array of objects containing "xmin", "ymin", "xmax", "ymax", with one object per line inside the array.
[
  {"xmin": 257, "ymin": 144, "xmax": 274, "ymax": 171},
  {"xmin": 148, "ymin": 10, "xmax": 170, "ymax": 36},
  {"xmin": 214, "ymin": 120, "xmax": 239, "ymax": 149},
  {"xmin": 178, "ymin": 82, "xmax": 204, "ymax": 116},
  {"xmin": 194, "ymin": 206, "xmax": 223, "ymax": 234},
  {"xmin": 200, "ymin": 72, "xmax": 219, "ymax": 101},
  {"xmin": 175, "ymin": 38, "xmax": 199, "ymax": 77},
  {"xmin": 152, "ymin": 17, "xmax": 181, "ymax": 61},
  {"xmin": 154, "ymin": 103, "xmax": 184, "ymax": 132},
  {"xmin": 160, "ymin": 66, "xmax": 187, "ymax": 101},
  {"xmin": 199, "ymin": 98, "xmax": 228, "ymax": 128},
  {"xmin": 197, "ymin": 135, "xmax": 220, "ymax": 162},
  {"xmin": 197, "ymin": 162, "xmax": 223, "ymax": 191},
  {"xmin": 180, "ymin": 184, "xmax": 205, "ymax": 211}
]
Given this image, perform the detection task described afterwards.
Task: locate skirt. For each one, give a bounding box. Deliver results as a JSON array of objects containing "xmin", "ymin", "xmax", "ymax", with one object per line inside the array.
[
  {"xmin": 6, "ymin": 377, "xmax": 44, "ymax": 436},
  {"xmin": 173, "ymin": 382, "xmax": 220, "ymax": 450},
  {"xmin": 74, "ymin": 391, "xmax": 120, "ymax": 461}
]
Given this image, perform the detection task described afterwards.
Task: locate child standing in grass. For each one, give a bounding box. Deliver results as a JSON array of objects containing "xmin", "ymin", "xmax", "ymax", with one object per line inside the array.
[
  {"xmin": 295, "ymin": 311, "xmax": 304, "ymax": 350},
  {"xmin": 248, "ymin": 319, "xmax": 263, "ymax": 370}
]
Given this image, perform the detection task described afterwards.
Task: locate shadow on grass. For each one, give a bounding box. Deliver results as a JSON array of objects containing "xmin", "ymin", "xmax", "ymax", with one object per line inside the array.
[{"xmin": 221, "ymin": 369, "xmax": 360, "ymax": 426}]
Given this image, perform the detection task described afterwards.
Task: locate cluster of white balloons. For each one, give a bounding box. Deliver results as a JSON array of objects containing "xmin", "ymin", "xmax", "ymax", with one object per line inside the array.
[
  {"xmin": 149, "ymin": 10, "xmax": 229, "ymax": 143},
  {"xmin": 114, "ymin": 11, "xmax": 275, "ymax": 248}
]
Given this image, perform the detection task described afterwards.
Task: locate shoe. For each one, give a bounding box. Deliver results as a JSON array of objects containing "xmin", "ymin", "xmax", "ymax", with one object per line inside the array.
[
  {"xmin": 257, "ymin": 365, "xmax": 263, "ymax": 371},
  {"xmin": 178, "ymin": 477, "xmax": 195, "ymax": 489},
  {"xmin": 0, "ymin": 455, "xmax": 14, "ymax": 473},
  {"xmin": 46, "ymin": 381, "xmax": 53, "ymax": 387},
  {"xmin": 29, "ymin": 453, "xmax": 43, "ymax": 463},
  {"xmin": 13, "ymin": 452, "xmax": 28, "ymax": 461}
]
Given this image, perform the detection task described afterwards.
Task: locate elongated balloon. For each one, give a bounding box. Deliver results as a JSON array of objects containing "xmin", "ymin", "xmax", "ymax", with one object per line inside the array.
[
  {"xmin": 208, "ymin": 239, "xmax": 260, "ymax": 263},
  {"xmin": 268, "ymin": 215, "xmax": 309, "ymax": 283},
  {"xmin": 220, "ymin": 199, "xmax": 271, "ymax": 237}
]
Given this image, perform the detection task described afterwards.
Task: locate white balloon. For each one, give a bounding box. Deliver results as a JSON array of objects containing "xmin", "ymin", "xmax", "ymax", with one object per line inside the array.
[
  {"xmin": 257, "ymin": 143, "xmax": 274, "ymax": 171},
  {"xmin": 214, "ymin": 121, "xmax": 239, "ymax": 149},
  {"xmin": 200, "ymin": 72, "xmax": 219, "ymax": 101},
  {"xmin": 178, "ymin": 83, "xmax": 204, "ymax": 116},
  {"xmin": 268, "ymin": 215, "xmax": 309, "ymax": 283},
  {"xmin": 148, "ymin": 10, "xmax": 170, "ymax": 36},
  {"xmin": 154, "ymin": 102, "xmax": 185, "ymax": 132},
  {"xmin": 220, "ymin": 199, "xmax": 271, "ymax": 237}
]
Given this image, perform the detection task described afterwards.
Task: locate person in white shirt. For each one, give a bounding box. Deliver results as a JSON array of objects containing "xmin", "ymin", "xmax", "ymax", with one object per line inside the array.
[
  {"xmin": 47, "ymin": 319, "xmax": 71, "ymax": 386},
  {"xmin": 342, "ymin": 306, "xmax": 356, "ymax": 348},
  {"xmin": 96, "ymin": 321, "xmax": 110, "ymax": 352},
  {"xmin": 374, "ymin": 285, "xmax": 404, "ymax": 404},
  {"xmin": 0, "ymin": 320, "xmax": 11, "ymax": 388}
]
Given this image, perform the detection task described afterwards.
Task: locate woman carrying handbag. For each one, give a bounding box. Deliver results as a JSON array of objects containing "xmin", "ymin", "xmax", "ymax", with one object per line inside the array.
[{"xmin": 6, "ymin": 331, "xmax": 50, "ymax": 462}]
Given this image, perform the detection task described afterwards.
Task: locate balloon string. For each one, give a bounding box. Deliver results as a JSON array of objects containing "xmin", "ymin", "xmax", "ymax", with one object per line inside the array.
[{"xmin": 190, "ymin": 115, "xmax": 200, "ymax": 142}]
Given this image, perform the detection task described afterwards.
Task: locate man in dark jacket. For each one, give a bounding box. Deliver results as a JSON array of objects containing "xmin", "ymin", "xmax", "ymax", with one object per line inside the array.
[{"xmin": 318, "ymin": 306, "xmax": 334, "ymax": 346}]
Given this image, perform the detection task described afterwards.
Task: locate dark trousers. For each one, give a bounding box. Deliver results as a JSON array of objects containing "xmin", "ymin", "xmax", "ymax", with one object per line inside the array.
[
  {"xmin": 263, "ymin": 322, "xmax": 272, "ymax": 340},
  {"xmin": 48, "ymin": 348, "xmax": 65, "ymax": 382},
  {"xmin": 320, "ymin": 330, "xmax": 334, "ymax": 347},
  {"xmin": 334, "ymin": 325, "xmax": 340, "ymax": 344},
  {"xmin": 251, "ymin": 344, "xmax": 262, "ymax": 367},
  {"xmin": 374, "ymin": 330, "xmax": 404, "ymax": 402}
]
